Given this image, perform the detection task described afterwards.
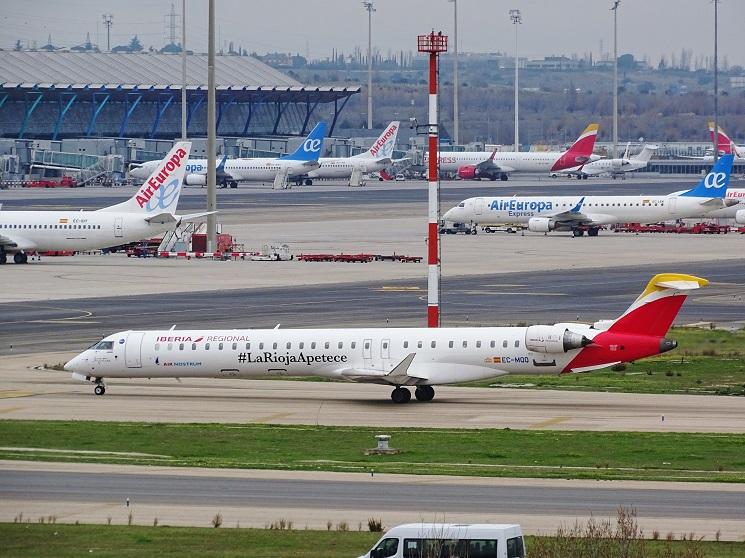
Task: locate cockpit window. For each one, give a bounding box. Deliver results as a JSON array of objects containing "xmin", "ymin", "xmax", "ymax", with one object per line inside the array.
[
  {"xmin": 458, "ymin": 202, "xmax": 465, "ymax": 207},
  {"xmin": 94, "ymin": 341, "xmax": 114, "ymax": 351}
]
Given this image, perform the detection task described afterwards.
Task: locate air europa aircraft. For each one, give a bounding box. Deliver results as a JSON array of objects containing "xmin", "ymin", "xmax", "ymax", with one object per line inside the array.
[
  {"xmin": 0, "ymin": 142, "xmax": 210, "ymax": 264},
  {"xmin": 65, "ymin": 273, "xmax": 706, "ymax": 402},
  {"xmin": 443, "ymin": 154, "xmax": 735, "ymax": 236}
]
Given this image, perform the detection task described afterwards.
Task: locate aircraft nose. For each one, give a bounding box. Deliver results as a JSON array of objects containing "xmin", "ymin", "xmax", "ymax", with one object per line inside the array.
[
  {"xmin": 64, "ymin": 355, "xmax": 81, "ymax": 372},
  {"xmin": 443, "ymin": 207, "xmax": 455, "ymax": 221}
]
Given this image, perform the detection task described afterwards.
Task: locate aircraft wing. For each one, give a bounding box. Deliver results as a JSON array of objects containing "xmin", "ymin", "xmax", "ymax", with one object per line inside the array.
[
  {"xmin": 338, "ymin": 353, "xmax": 429, "ymax": 386},
  {"xmin": 543, "ymin": 197, "xmax": 597, "ymax": 226}
]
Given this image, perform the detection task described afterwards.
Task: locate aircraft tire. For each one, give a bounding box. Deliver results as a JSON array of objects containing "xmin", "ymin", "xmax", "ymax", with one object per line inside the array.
[
  {"xmin": 94, "ymin": 384, "xmax": 106, "ymax": 396},
  {"xmin": 500, "ymin": 173, "xmax": 509, "ymax": 181},
  {"xmin": 13, "ymin": 252, "xmax": 27, "ymax": 264},
  {"xmin": 415, "ymin": 386, "xmax": 435, "ymax": 402},
  {"xmin": 305, "ymin": 179, "xmax": 313, "ymax": 186},
  {"xmin": 391, "ymin": 387, "xmax": 411, "ymax": 404},
  {"xmin": 572, "ymin": 229, "xmax": 584, "ymax": 237},
  {"xmin": 588, "ymin": 227, "xmax": 600, "ymax": 237},
  {"xmin": 0, "ymin": 252, "xmax": 6, "ymax": 265}
]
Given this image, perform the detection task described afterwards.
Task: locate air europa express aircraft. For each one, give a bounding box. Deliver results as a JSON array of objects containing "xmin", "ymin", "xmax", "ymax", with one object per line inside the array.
[
  {"xmin": 0, "ymin": 142, "xmax": 210, "ymax": 264},
  {"xmin": 443, "ymin": 154, "xmax": 736, "ymax": 236},
  {"xmin": 65, "ymin": 274, "xmax": 706, "ymax": 403}
]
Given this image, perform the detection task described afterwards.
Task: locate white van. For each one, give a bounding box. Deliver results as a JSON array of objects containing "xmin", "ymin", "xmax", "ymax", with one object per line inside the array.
[{"xmin": 358, "ymin": 523, "xmax": 525, "ymax": 558}]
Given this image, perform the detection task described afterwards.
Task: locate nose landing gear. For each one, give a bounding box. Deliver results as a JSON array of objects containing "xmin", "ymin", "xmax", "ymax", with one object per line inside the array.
[{"xmin": 93, "ymin": 378, "xmax": 106, "ymax": 396}]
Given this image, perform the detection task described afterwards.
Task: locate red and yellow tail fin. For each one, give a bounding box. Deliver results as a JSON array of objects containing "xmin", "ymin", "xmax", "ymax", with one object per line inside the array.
[{"xmin": 608, "ymin": 274, "xmax": 708, "ymax": 337}]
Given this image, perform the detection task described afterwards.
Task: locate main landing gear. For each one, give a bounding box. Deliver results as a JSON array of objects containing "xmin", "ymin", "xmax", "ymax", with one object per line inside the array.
[
  {"xmin": 93, "ymin": 378, "xmax": 106, "ymax": 396},
  {"xmin": 390, "ymin": 385, "xmax": 435, "ymax": 403},
  {"xmin": 0, "ymin": 250, "xmax": 6, "ymax": 265},
  {"xmin": 12, "ymin": 252, "xmax": 28, "ymax": 264}
]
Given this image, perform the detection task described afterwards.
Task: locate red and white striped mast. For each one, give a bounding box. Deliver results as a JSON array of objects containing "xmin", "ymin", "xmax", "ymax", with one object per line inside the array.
[{"xmin": 417, "ymin": 31, "xmax": 448, "ymax": 327}]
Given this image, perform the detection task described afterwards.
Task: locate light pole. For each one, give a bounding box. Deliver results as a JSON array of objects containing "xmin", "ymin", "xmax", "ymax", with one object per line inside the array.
[
  {"xmin": 206, "ymin": 0, "xmax": 217, "ymax": 252},
  {"xmin": 181, "ymin": 0, "xmax": 187, "ymax": 140},
  {"xmin": 450, "ymin": 0, "xmax": 459, "ymax": 144},
  {"xmin": 509, "ymin": 9, "xmax": 521, "ymax": 152},
  {"xmin": 611, "ymin": 1, "xmax": 620, "ymax": 159},
  {"xmin": 102, "ymin": 14, "xmax": 113, "ymax": 52},
  {"xmin": 363, "ymin": 1, "xmax": 375, "ymax": 129},
  {"xmin": 713, "ymin": 0, "xmax": 719, "ymax": 163}
]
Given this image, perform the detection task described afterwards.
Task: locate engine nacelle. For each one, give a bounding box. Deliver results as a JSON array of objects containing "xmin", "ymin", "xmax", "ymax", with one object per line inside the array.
[
  {"xmin": 525, "ymin": 325, "xmax": 591, "ymax": 353},
  {"xmin": 457, "ymin": 165, "xmax": 477, "ymax": 179},
  {"xmin": 736, "ymin": 209, "xmax": 745, "ymax": 225},
  {"xmin": 185, "ymin": 174, "xmax": 206, "ymax": 186},
  {"xmin": 527, "ymin": 217, "xmax": 553, "ymax": 233}
]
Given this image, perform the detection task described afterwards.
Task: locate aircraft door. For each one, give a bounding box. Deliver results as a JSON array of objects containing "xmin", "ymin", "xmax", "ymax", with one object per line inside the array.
[
  {"xmin": 363, "ymin": 338, "xmax": 373, "ymax": 367},
  {"xmin": 668, "ymin": 198, "xmax": 677, "ymax": 215},
  {"xmin": 114, "ymin": 217, "xmax": 124, "ymax": 238},
  {"xmin": 125, "ymin": 331, "xmax": 146, "ymax": 368},
  {"xmin": 380, "ymin": 338, "xmax": 392, "ymax": 370},
  {"xmin": 474, "ymin": 197, "xmax": 485, "ymax": 215}
]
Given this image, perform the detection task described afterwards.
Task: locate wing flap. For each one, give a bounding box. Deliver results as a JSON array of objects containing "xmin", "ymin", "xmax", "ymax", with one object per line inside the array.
[{"xmin": 339, "ymin": 353, "xmax": 428, "ymax": 385}]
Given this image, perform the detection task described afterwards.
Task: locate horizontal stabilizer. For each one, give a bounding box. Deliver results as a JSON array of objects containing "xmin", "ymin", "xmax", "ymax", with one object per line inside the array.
[
  {"xmin": 145, "ymin": 212, "xmax": 178, "ymax": 225},
  {"xmin": 177, "ymin": 210, "xmax": 217, "ymax": 224}
]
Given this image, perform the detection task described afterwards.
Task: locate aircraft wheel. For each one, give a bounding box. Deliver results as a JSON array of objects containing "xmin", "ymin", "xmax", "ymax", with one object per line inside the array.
[
  {"xmin": 415, "ymin": 386, "xmax": 435, "ymax": 402},
  {"xmin": 391, "ymin": 387, "xmax": 411, "ymax": 404},
  {"xmin": 588, "ymin": 227, "xmax": 600, "ymax": 237},
  {"xmin": 500, "ymin": 173, "xmax": 509, "ymax": 181},
  {"xmin": 94, "ymin": 384, "xmax": 106, "ymax": 396},
  {"xmin": 305, "ymin": 179, "xmax": 313, "ymax": 186},
  {"xmin": 230, "ymin": 181, "xmax": 238, "ymax": 189},
  {"xmin": 572, "ymin": 229, "xmax": 584, "ymax": 237},
  {"xmin": 0, "ymin": 252, "xmax": 6, "ymax": 265},
  {"xmin": 13, "ymin": 252, "xmax": 28, "ymax": 264},
  {"xmin": 582, "ymin": 175, "xmax": 589, "ymax": 180}
]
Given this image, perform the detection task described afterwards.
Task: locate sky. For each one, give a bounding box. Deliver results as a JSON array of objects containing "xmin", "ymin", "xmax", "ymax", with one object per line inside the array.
[{"xmin": 1, "ymin": 0, "xmax": 743, "ymax": 68}]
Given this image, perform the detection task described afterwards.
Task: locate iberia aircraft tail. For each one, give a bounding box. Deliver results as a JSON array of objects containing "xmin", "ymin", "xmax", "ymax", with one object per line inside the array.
[
  {"xmin": 550, "ymin": 123, "xmax": 599, "ymax": 172},
  {"xmin": 99, "ymin": 142, "xmax": 191, "ymax": 215},
  {"xmin": 563, "ymin": 274, "xmax": 707, "ymax": 372},
  {"xmin": 708, "ymin": 121, "xmax": 743, "ymax": 158}
]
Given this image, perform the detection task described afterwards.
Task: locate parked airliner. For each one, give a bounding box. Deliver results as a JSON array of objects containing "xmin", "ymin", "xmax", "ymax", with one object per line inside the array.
[
  {"xmin": 433, "ymin": 123, "xmax": 600, "ymax": 181},
  {"xmin": 561, "ymin": 144, "xmax": 657, "ymax": 179},
  {"xmin": 442, "ymin": 155, "xmax": 735, "ymax": 236},
  {"xmin": 65, "ymin": 273, "xmax": 705, "ymax": 403},
  {"xmin": 0, "ymin": 142, "xmax": 209, "ymax": 264},
  {"xmin": 130, "ymin": 122, "xmax": 326, "ymax": 187},
  {"xmin": 301, "ymin": 121, "xmax": 404, "ymax": 184}
]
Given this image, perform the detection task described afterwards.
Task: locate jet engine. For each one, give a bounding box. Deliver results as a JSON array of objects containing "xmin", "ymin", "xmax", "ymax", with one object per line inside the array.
[
  {"xmin": 457, "ymin": 165, "xmax": 478, "ymax": 180},
  {"xmin": 184, "ymin": 174, "xmax": 207, "ymax": 186},
  {"xmin": 736, "ymin": 209, "xmax": 745, "ymax": 225},
  {"xmin": 527, "ymin": 217, "xmax": 553, "ymax": 232},
  {"xmin": 525, "ymin": 325, "xmax": 592, "ymax": 353}
]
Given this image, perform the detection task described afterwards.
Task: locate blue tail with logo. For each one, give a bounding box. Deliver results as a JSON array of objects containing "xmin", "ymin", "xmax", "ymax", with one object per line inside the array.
[
  {"xmin": 681, "ymin": 154, "xmax": 734, "ymax": 198},
  {"xmin": 279, "ymin": 122, "xmax": 327, "ymax": 161}
]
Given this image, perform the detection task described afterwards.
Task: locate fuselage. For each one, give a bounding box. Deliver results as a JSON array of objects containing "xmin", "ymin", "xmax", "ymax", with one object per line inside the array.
[
  {"xmin": 0, "ymin": 210, "xmax": 169, "ymax": 252},
  {"xmin": 66, "ymin": 325, "xmax": 614, "ymax": 384},
  {"xmin": 443, "ymin": 194, "xmax": 727, "ymax": 227},
  {"xmin": 306, "ymin": 155, "xmax": 387, "ymax": 179},
  {"xmin": 575, "ymin": 158, "xmax": 649, "ymax": 176},
  {"xmin": 430, "ymin": 151, "xmax": 601, "ymax": 174},
  {"xmin": 133, "ymin": 158, "xmax": 317, "ymax": 182}
]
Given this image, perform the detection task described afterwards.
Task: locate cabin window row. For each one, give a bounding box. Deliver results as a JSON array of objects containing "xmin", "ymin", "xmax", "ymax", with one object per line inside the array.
[
  {"xmin": 153, "ymin": 339, "xmax": 519, "ymax": 351},
  {"xmin": 0, "ymin": 223, "xmax": 102, "ymax": 230}
]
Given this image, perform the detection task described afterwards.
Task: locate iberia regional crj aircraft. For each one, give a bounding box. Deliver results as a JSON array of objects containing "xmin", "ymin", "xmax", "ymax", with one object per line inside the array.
[{"xmin": 65, "ymin": 274, "xmax": 706, "ymax": 403}]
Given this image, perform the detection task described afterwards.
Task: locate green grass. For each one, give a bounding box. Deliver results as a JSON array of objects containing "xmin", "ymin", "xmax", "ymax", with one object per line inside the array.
[
  {"xmin": 2, "ymin": 420, "xmax": 745, "ymax": 482},
  {"xmin": 2, "ymin": 524, "xmax": 743, "ymax": 558}
]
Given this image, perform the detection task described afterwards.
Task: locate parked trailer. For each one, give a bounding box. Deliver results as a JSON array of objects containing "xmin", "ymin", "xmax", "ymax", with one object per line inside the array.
[{"xmin": 614, "ymin": 222, "xmax": 731, "ymax": 234}]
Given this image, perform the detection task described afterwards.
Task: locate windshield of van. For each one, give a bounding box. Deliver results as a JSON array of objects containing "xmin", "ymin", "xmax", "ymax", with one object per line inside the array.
[
  {"xmin": 373, "ymin": 538, "xmax": 398, "ymax": 558},
  {"xmin": 507, "ymin": 536, "xmax": 525, "ymax": 558}
]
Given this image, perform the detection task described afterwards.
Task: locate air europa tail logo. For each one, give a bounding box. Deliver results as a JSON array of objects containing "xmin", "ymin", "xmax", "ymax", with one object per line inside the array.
[
  {"xmin": 136, "ymin": 147, "xmax": 187, "ymax": 209},
  {"xmin": 370, "ymin": 124, "xmax": 399, "ymax": 157}
]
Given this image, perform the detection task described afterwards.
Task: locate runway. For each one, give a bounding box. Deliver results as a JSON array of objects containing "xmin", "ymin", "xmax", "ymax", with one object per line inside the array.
[
  {"xmin": 2, "ymin": 462, "xmax": 743, "ymax": 539},
  {"xmin": 2, "ymin": 360, "xmax": 745, "ymax": 432},
  {"xmin": 1, "ymin": 260, "xmax": 743, "ymax": 356}
]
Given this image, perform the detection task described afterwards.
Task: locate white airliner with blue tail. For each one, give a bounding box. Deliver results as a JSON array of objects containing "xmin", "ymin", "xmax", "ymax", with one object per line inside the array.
[
  {"xmin": 443, "ymin": 154, "xmax": 737, "ymax": 236},
  {"xmin": 130, "ymin": 122, "xmax": 327, "ymax": 187},
  {"xmin": 0, "ymin": 142, "xmax": 210, "ymax": 264}
]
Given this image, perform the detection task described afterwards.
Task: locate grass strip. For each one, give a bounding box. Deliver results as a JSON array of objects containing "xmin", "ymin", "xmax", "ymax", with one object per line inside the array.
[
  {"xmin": 1, "ymin": 524, "xmax": 743, "ymax": 558},
  {"xmin": 2, "ymin": 420, "xmax": 745, "ymax": 482}
]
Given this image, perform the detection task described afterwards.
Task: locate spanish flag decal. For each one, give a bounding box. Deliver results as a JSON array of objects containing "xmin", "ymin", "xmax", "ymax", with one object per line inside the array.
[{"xmin": 58, "ymin": 218, "xmax": 68, "ymax": 224}]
